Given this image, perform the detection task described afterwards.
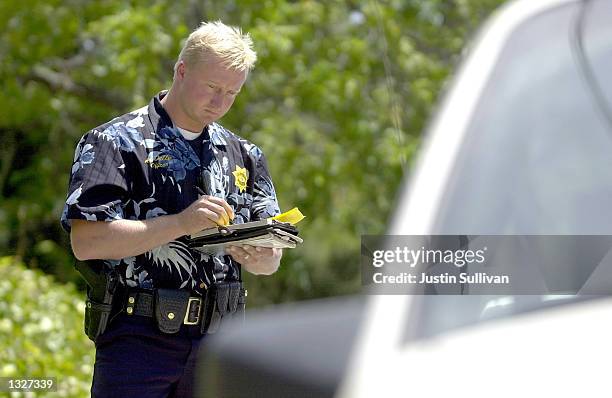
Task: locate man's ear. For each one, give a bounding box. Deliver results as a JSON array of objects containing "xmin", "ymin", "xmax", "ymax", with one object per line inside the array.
[{"xmin": 176, "ymin": 61, "xmax": 186, "ymax": 80}]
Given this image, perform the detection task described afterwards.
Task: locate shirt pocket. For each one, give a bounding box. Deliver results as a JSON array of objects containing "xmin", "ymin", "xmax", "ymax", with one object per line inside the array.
[{"xmin": 144, "ymin": 155, "xmax": 194, "ymax": 216}]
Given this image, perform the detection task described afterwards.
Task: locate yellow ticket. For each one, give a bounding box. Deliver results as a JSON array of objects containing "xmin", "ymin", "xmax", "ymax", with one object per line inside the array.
[{"xmin": 270, "ymin": 207, "xmax": 305, "ymax": 225}]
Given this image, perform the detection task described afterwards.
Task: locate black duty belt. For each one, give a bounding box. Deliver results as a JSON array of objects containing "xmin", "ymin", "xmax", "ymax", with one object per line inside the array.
[
  {"xmin": 124, "ymin": 291, "xmax": 203, "ymax": 325},
  {"xmin": 119, "ymin": 282, "xmax": 246, "ymax": 335}
]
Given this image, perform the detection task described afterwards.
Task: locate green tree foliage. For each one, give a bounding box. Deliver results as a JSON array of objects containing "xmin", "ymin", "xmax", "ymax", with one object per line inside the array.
[
  {"xmin": 1, "ymin": 0, "xmax": 505, "ymax": 305},
  {"xmin": 0, "ymin": 257, "xmax": 94, "ymax": 396}
]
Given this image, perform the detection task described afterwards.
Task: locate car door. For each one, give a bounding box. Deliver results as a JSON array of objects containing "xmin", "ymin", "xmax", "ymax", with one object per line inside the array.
[{"xmin": 340, "ymin": 0, "xmax": 612, "ymax": 396}]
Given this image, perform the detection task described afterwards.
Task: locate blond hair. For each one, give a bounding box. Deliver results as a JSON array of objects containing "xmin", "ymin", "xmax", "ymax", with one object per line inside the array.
[{"xmin": 175, "ymin": 21, "xmax": 257, "ymax": 74}]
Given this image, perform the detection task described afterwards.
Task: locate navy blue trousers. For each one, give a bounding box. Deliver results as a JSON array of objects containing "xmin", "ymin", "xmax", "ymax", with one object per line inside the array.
[{"xmin": 92, "ymin": 313, "xmax": 205, "ymax": 398}]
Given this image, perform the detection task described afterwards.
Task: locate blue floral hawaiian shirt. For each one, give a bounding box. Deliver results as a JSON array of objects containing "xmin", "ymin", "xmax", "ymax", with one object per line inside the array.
[{"xmin": 61, "ymin": 92, "xmax": 281, "ymax": 294}]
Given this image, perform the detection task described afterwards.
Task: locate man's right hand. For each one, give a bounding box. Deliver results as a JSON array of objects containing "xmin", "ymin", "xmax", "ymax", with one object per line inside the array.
[
  {"xmin": 70, "ymin": 195, "xmax": 235, "ymax": 261},
  {"xmin": 177, "ymin": 195, "xmax": 235, "ymax": 235}
]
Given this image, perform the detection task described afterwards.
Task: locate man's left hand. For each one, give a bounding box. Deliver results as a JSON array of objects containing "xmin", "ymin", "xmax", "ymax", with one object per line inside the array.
[{"xmin": 225, "ymin": 245, "xmax": 282, "ymax": 275}]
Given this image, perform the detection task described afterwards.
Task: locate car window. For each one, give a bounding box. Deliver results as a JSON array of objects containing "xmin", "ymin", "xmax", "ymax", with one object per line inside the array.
[
  {"xmin": 403, "ymin": 1, "xmax": 612, "ymax": 341},
  {"xmin": 433, "ymin": 3, "xmax": 612, "ymax": 235}
]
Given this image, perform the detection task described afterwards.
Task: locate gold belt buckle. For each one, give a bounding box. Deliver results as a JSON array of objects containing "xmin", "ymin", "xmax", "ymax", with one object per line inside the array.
[{"xmin": 183, "ymin": 297, "xmax": 202, "ymax": 325}]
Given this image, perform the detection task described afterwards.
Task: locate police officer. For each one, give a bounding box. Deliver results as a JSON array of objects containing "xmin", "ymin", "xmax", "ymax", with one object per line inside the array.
[{"xmin": 61, "ymin": 21, "xmax": 282, "ymax": 397}]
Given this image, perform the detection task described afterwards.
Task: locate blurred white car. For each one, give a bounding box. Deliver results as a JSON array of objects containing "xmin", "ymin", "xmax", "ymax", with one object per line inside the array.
[{"xmin": 196, "ymin": 0, "xmax": 612, "ymax": 396}]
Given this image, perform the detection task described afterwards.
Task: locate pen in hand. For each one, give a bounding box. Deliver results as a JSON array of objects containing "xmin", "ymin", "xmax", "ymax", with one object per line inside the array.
[
  {"xmin": 193, "ymin": 185, "xmax": 233, "ymax": 232},
  {"xmin": 194, "ymin": 185, "xmax": 206, "ymax": 197}
]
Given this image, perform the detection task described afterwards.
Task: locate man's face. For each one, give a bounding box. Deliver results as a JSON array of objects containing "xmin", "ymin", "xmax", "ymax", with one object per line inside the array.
[{"xmin": 175, "ymin": 57, "xmax": 247, "ymax": 131}]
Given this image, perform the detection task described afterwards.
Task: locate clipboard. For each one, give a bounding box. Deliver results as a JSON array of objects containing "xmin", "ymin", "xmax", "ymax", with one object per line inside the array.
[{"xmin": 186, "ymin": 219, "xmax": 303, "ymax": 255}]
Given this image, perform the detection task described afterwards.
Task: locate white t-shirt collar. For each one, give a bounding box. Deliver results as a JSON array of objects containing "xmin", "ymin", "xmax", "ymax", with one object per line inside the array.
[{"xmin": 176, "ymin": 126, "xmax": 202, "ymax": 141}]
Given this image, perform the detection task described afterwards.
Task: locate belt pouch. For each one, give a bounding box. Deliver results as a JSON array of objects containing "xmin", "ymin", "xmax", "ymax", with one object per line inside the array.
[
  {"xmin": 202, "ymin": 282, "xmax": 229, "ymax": 334},
  {"xmin": 228, "ymin": 282, "xmax": 241, "ymax": 314},
  {"xmin": 201, "ymin": 285, "xmax": 216, "ymax": 334},
  {"xmin": 155, "ymin": 289, "xmax": 189, "ymax": 334},
  {"xmin": 235, "ymin": 287, "xmax": 247, "ymax": 324}
]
